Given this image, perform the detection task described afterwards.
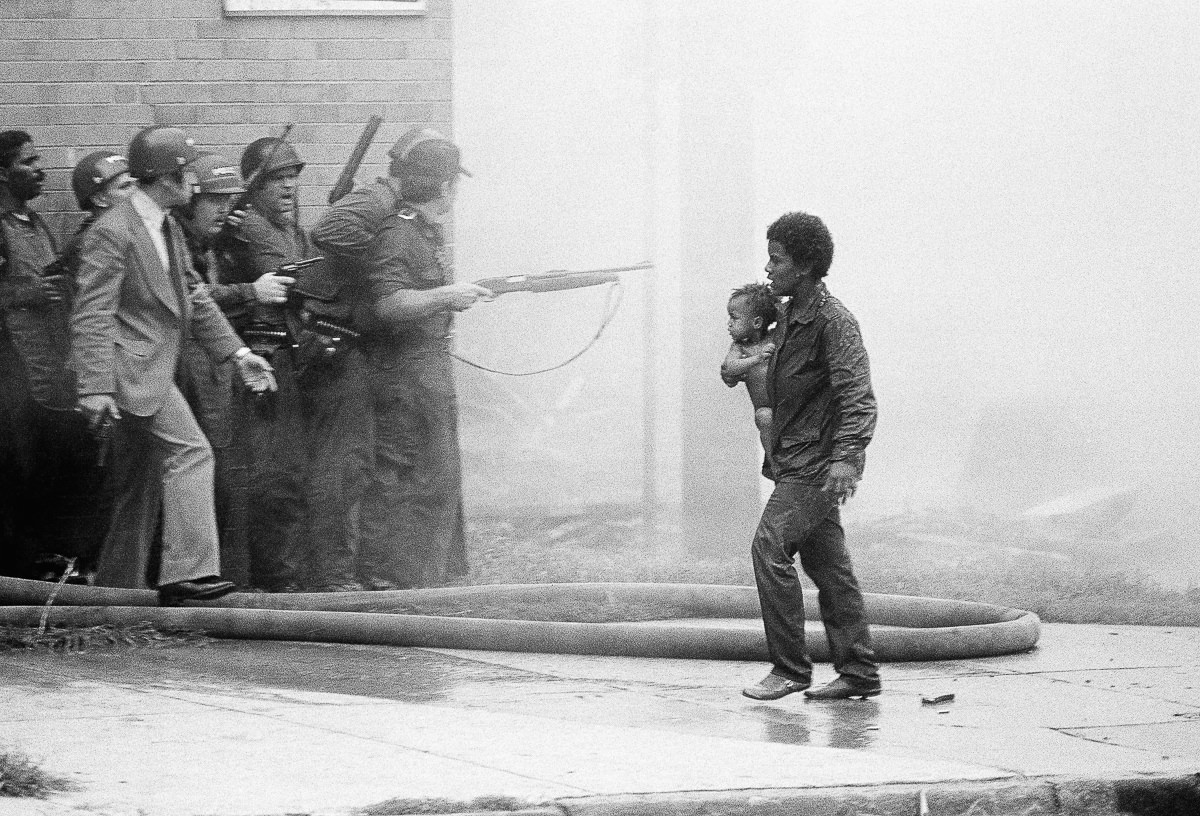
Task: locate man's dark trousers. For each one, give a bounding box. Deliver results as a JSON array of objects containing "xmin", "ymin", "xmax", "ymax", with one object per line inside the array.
[{"xmin": 751, "ymin": 481, "xmax": 879, "ymax": 685}]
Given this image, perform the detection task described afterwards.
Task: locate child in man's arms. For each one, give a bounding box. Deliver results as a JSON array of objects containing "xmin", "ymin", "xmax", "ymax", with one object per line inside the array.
[{"xmin": 720, "ymin": 282, "xmax": 779, "ymax": 453}]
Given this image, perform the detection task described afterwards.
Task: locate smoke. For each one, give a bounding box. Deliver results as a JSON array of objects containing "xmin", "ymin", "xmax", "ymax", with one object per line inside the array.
[{"xmin": 452, "ymin": 1, "xmax": 1200, "ymax": 582}]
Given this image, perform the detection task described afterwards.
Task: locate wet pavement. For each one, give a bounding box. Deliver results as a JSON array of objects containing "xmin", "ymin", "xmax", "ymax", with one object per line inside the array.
[{"xmin": 1, "ymin": 622, "xmax": 1198, "ymax": 815}]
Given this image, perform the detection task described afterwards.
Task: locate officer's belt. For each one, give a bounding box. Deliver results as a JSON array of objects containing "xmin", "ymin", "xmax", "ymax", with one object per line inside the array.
[
  {"xmin": 240, "ymin": 327, "xmax": 289, "ymax": 342},
  {"xmin": 300, "ymin": 314, "xmax": 360, "ymax": 340}
]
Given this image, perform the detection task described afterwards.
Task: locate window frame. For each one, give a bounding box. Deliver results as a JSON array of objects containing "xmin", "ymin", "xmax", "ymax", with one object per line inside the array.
[{"xmin": 223, "ymin": 0, "xmax": 426, "ymax": 17}]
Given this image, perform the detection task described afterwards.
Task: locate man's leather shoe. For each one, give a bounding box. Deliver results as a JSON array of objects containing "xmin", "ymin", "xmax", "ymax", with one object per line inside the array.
[
  {"xmin": 803, "ymin": 676, "xmax": 882, "ymax": 700},
  {"xmin": 158, "ymin": 577, "xmax": 236, "ymax": 606},
  {"xmin": 742, "ymin": 672, "xmax": 811, "ymax": 700}
]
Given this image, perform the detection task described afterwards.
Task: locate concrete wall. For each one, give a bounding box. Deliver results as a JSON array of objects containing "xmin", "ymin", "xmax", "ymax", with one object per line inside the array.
[{"xmin": 0, "ymin": 0, "xmax": 452, "ymax": 239}]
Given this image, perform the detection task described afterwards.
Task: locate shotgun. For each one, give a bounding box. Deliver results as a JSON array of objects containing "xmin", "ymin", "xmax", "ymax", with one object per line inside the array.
[
  {"xmin": 328, "ymin": 115, "xmax": 383, "ymax": 204},
  {"xmin": 473, "ymin": 262, "xmax": 650, "ymax": 296}
]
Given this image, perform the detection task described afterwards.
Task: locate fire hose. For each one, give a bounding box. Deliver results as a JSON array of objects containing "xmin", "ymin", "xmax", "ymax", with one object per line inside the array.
[{"xmin": 0, "ymin": 578, "xmax": 1039, "ymax": 661}]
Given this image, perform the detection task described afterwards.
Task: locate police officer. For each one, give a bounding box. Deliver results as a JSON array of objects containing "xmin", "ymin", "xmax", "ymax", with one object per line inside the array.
[
  {"xmin": 71, "ymin": 125, "xmax": 276, "ymax": 602},
  {"xmin": 72, "ymin": 151, "xmax": 136, "ymax": 217},
  {"xmin": 221, "ymin": 137, "xmax": 371, "ymax": 592},
  {"xmin": 0, "ymin": 130, "xmax": 96, "ymax": 579},
  {"xmin": 25, "ymin": 149, "xmax": 143, "ymax": 579},
  {"xmin": 173, "ymin": 153, "xmax": 255, "ymax": 587},
  {"xmin": 311, "ymin": 128, "xmax": 491, "ymax": 589}
]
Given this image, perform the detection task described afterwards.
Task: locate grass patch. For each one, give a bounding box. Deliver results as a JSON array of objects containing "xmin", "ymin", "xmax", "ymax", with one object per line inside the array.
[
  {"xmin": 0, "ymin": 750, "xmax": 75, "ymax": 798},
  {"xmin": 0, "ymin": 622, "xmax": 213, "ymax": 653},
  {"xmin": 465, "ymin": 507, "xmax": 1200, "ymax": 626}
]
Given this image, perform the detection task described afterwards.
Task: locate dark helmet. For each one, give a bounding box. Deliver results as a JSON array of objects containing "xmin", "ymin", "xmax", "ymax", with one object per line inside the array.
[
  {"xmin": 240, "ymin": 137, "xmax": 304, "ymax": 186},
  {"xmin": 191, "ymin": 153, "xmax": 246, "ymax": 196},
  {"xmin": 127, "ymin": 126, "xmax": 200, "ymax": 180},
  {"xmin": 387, "ymin": 127, "xmax": 471, "ymax": 183},
  {"xmin": 71, "ymin": 150, "xmax": 129, "ymax": 209}
]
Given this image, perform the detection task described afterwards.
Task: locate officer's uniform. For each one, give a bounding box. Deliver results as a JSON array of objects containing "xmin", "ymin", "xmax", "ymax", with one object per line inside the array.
[
  {"xmin": 177, "ymin": 220, "xmax": 251, "ymax": 586},
  {"xmin": 312, "ymin": 176, "xmax": 467, "ymax": 588},
  {"xmin": 222, "ymin": 179, "xmax": 371, "ymax": 591},
  {"xmin": 221, "ymin": 207, "xmax": 310, "ymax": 589}
]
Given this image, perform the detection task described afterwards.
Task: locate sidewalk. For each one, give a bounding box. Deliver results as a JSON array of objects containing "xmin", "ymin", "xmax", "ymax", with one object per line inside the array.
[{"xmin": 1, "ymin": 621, "xmax": 1197, "ymax": 815}]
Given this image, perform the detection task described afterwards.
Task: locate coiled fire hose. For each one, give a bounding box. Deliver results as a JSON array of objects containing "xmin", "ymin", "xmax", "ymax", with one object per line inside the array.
[{"xmin": 0, "ymin": 577, "xmax": 1039, "ymax": 661}]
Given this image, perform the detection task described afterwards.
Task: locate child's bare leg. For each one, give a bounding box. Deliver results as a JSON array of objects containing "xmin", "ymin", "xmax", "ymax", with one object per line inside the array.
[{"xmin": 755, "ymin": 407, "xmax": 773, "ymax": 452}]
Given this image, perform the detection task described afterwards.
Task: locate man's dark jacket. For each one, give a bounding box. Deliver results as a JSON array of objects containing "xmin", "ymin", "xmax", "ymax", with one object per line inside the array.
[{"xmin": 765, "ymin": 281, "xmax": 877, "ymax": 484}]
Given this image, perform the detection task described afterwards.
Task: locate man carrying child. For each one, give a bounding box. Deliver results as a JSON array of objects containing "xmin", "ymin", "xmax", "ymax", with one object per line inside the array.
[{"xmin": 739, "ymin": 211, "xmax": 882, "ymax": 702}]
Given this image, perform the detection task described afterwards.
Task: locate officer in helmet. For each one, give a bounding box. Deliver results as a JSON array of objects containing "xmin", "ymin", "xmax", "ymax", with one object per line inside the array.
[
  {"xmin": 219, "ymin": 134, "xmax": 371, "ymax": 593},
  {"xmin": 57, "ymin": 150, "xmax": 138, "ymax": 293},
  {"xmin": 72, "ymin": 151, "xmax": 135, "ymax": 215},
  {"xmin": 172, "ymin": 153, "xmax": 255, "ymax": 586},
  {"xmin": 311, "ymin": 127, "xmax": 492, "ymax": 590},
  {"xmin": 69, "ymin": 125, "xmax": 277, "ymax": 604}
]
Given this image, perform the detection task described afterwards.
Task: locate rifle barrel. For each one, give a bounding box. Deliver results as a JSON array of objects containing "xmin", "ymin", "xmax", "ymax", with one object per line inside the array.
[
  {"xmin": 540, "ymin": 261, "xmax": 653, "ymax": 276},
  {"xmin": 473, "ymin": 262, "xmax": 649, "ymax": 296},
  {"xmin": 329, "ymin": 115, "xmax": 383, "ymax": 204}
]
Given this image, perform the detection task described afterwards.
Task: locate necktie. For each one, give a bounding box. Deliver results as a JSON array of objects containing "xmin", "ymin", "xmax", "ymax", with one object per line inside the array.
[{"xmin": 161, "ymin": 217, "xmax": 187, "ymax": 315}]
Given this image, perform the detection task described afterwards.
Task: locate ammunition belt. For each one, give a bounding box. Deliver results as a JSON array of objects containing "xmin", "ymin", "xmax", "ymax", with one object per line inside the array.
[
  {"xmin": 241, "ymin": 328, "xmax": 290, "ymax": 341},
  {"xmin": 306, "ymin": 316, "xmax": 360, "ymax": 341}
]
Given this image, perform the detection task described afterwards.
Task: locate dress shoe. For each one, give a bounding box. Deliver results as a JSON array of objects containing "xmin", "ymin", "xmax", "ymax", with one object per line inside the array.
[
  {"xmin": 742, "ymin": 672, "xmax": 811, "ymax": 700},
  {"xmin": 158, "ymin": 577, "xmax": 236, "ymax": 606},
  {"xmin": 803, "ymin": 676, "xmax": 882, "ymax": 700}
]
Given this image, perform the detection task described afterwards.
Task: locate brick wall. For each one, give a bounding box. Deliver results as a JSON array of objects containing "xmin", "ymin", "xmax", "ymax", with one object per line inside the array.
[{"xmin": 0, "ymin": 0, "xmax": 452, "ymax": 241}]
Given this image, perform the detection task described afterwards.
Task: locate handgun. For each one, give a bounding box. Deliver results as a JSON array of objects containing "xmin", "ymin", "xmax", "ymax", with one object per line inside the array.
[
  {"xmin": 279, "ymin": 256, "xmax": 324, "ymax": 276},
  {"xmin": 94, "ymin": 415, "xmax": 114, "ymax": 468}
]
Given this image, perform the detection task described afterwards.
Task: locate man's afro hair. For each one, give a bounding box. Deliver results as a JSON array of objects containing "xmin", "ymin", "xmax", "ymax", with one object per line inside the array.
[
  {"xmin": 0, "ymin": 130, "xmax": 32, "ymax": 170},
  {"xmin": 766, "ymin": 211, "xmax": 834, "ymax": 278}
]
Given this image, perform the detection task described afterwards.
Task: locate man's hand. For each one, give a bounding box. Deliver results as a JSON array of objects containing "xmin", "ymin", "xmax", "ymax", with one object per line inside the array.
[
  {"xmin": 39, "ymin": 275, "xmax": 68, "ymax": 304},
  {"xmin": 77, "ymin": 394, "xmax": 121, "ymax": 429},
  {"xmin": 444, "ymin": 282, "xmax": 495, "ymax": 311},
  {"xmin": 758, "ymin": 342, "xmax": 777, "ymax": 361},
  {"xmin": 235, "ymin": 352, "xmax": 278, "ymax": 394},
  {"xmin": 223, "ymin": 208, "xmax": 248, "ymax": 230},
  {"xmin": 252, "ymin": 272, "xmax": 295, "ymax": 304},
  {"xmin": 822, "ymin": 460, "xmax": 859, "ymax": 505}
]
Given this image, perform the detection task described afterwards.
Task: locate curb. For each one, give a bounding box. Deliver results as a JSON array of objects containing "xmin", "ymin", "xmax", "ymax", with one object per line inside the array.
[{"xmin": 545, "ymin": 774, "xmax": 1200, "ymax": 816}]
